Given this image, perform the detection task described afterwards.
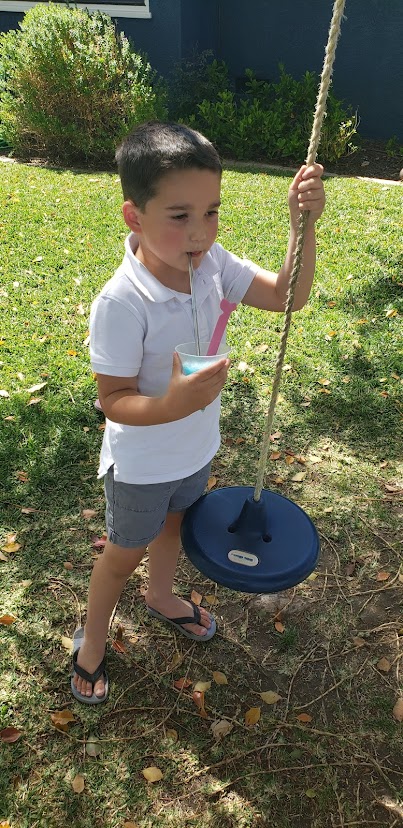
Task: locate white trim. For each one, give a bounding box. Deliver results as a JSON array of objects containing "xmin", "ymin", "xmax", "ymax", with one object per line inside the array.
[{"xmin": 0, "ymin": 1, "xmax": 151, "ymax": 18}]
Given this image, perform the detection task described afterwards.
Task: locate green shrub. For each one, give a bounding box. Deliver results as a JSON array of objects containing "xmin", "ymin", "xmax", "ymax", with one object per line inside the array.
[
  {"xmin": 0, "ymin": 3, "xmax": 167, "ymax": 165},
  {"xmin": 168, "ymin": 49, "xmax": 230, "ymax": 123},
  {"xmin": 188, "ymin": 65, "xmax": 358, "ymax": 164}
]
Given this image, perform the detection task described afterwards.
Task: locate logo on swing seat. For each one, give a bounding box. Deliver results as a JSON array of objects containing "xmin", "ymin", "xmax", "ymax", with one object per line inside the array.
[{"xmin": 228, "ymin": 550, "xmax": 259, "ymax": 567}]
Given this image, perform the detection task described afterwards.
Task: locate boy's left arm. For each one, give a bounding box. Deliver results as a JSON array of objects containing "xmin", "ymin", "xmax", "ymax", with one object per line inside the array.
[{"xmin": 242, "ymin": 163, "xmax": 325, "ymax": 312}]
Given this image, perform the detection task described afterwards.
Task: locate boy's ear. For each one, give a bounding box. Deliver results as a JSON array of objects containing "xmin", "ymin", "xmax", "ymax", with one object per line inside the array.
[{"xmin": 122, "ymin": 200, "xmax": 143, "ymax": 233}]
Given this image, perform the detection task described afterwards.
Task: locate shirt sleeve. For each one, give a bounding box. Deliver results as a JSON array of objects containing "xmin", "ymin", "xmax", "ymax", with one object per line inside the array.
[
  {"xmin": 89, "ymin": 294, "xmax": 145, "ymax": 377},
  {"xmin": 214, "ymin": 243, "xmax": 260, "ymax": 303}
]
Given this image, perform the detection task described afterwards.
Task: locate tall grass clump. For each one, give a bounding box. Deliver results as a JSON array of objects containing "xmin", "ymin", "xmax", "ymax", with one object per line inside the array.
[{"xmin": 0, "ymin": 2, "xmax": 167, "ymax": 165}]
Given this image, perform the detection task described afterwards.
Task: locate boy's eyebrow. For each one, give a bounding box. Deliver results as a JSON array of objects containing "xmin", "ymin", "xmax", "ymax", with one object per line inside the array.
[{"xmin": 166, "ymin": 200, "xmax": 221, "ymax": 211}]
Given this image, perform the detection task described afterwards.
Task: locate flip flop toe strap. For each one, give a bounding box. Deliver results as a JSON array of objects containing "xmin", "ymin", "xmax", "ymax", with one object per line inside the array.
[
  {"xmin": 73, "ymin": 649, "xmax": 106, "ymax": 685},
  {"xmin": 166, "ymin": 600, "xmax": 202, "ymax": 627}
]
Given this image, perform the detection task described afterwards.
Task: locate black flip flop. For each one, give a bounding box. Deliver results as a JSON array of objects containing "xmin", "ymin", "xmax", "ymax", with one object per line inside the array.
[
  {"xmin": 147, "ymin": 599, "xmax": 217, "ymax": 641},
  {"xmin": 70, "ymin": 627, "xmax": 109, "ymax": 704}
]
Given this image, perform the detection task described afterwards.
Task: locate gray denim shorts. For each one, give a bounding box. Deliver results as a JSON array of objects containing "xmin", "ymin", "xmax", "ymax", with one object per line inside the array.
[{"xmin": 104, "ymin": 462, "xmax": 211, "ymax": 549}]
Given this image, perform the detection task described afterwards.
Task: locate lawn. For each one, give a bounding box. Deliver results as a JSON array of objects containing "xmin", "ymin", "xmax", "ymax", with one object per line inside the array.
[{"xmin": 0, "ymin": 158, "xmax": 402, "ymax": 828}]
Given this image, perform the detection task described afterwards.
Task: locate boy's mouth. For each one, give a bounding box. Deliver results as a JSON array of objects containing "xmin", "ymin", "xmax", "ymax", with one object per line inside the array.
[{"xmin": 187, "ymin": 251, "xmax": 203, "ymax": 258}]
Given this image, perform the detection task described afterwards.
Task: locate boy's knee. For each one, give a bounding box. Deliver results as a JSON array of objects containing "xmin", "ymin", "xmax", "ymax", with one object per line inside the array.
[{"xmin": 100, "ymin": 540, "xmax": 146, "ymax": 578}]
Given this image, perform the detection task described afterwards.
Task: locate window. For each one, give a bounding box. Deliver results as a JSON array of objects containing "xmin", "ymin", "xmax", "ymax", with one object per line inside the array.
[{"xmin": 0, "ymin": 0, "xmax": 151, "ymax": 18}]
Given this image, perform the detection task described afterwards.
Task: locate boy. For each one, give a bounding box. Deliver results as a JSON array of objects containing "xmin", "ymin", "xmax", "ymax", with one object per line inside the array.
[{"xmin": 71, "ymin": 121, "xmax": 325, "ymax": 703}]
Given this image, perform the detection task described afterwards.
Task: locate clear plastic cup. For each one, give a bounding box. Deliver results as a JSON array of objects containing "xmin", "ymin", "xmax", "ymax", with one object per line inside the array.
[{"xmin": 175, "ymin": 342, "xmax": 230, "ymax": 375}]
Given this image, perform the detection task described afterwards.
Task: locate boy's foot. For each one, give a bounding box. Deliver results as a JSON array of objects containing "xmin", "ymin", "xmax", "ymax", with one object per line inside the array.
[
  {"xmin": 71, "ymin": 632, "xmax": 108, "ymax": 702},
  {"xmin": 144, "ymin": 593, "xmax": 216, "ymax": 640}
]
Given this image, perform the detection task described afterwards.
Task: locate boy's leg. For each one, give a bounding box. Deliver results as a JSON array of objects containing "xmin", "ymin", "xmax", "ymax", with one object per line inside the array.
[
  {"xmin": 73, "ymin": 539, "xmax": 146, "ymax": 698},
  {"xmin": 145, "ymin": 511, "xmax": 212, "ymax": 637}
]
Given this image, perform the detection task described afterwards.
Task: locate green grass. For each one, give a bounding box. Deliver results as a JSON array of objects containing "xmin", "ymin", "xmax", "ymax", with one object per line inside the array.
[{"xmin": 0, "ymin": 159, "xmax": 402, "ymax": 828}]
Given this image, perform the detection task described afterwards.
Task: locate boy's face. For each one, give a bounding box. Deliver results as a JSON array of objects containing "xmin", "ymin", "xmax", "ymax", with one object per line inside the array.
[{"xmin": 123, "ymin": 168, "xmax": 221, "ymax": 283}]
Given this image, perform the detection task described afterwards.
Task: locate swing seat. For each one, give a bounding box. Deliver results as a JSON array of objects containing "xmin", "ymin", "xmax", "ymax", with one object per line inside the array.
[{"xmin": 181, "ymin": 486, "xmax": 320, "ymax": 593}]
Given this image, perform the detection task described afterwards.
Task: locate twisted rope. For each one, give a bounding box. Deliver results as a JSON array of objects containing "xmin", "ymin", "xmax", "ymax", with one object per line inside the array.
[{"xmin": 254, "ymin": 0, "xmax": 347, "ymax": 501}]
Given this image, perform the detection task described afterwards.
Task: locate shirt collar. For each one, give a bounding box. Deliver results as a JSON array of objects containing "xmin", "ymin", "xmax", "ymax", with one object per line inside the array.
[{"xmin": 123, "ymin": 233, "xmax": 219, "ymax": 304}]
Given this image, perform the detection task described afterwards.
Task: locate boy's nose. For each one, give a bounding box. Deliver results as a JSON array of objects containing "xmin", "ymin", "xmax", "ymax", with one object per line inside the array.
[{"xmin": 189, "ymin": 224, "xmax": 207, "ymax": 243}]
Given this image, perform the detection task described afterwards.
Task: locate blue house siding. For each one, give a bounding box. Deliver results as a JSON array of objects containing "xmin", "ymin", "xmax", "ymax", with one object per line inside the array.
[
  {"xmin": 1, "ymin": 0, "xmax": 402, "ymax": 141},
  {"xmin": 217, "ymin": 0, "xmax": 403, "ymax": 142}
]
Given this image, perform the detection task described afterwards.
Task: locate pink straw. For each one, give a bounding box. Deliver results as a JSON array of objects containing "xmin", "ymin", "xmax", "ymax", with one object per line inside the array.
[{"xmin": 206, "ymin": 298, "xmax": 237, "ymax": 356}]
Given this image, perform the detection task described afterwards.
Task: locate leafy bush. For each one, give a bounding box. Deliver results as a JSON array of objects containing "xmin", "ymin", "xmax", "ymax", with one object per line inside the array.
[
  {"xmin": 0, "ymin": 3, "xmax": 167, "ymax": 165},
  {"xmin": 168, "ymin": 49, "xmax": 230, "ymax": 123},
  {"xmin": 186, "ymin": 65, "xmax": 358, "ymax": 163}
]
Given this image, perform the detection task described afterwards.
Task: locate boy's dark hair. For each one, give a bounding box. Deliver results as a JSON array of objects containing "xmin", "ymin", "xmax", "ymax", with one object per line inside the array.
[{"xmin": 115, "ymin": 121, "xmax": 222, "ymax": 209}]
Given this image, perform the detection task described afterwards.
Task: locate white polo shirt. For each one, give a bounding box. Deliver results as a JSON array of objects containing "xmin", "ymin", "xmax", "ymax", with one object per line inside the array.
[{"xmin": 90, "ymin": 233, "xmax": 259, "ymax": 484}]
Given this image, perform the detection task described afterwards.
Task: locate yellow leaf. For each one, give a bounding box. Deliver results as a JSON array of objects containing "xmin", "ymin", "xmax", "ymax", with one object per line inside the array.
[
  {"xmin": 165, "ymin": 728, "xmax": 178, "ymax": 742},
  {"xmin": 212, "ymin": 671, "xmax": 228, "ymax": 685},
  {"xmin": 318, "ymin": 388, "xmax": 331, "ymax": 394},
  {"xmin": 142, "ymin": 766, "xmax": 163, "ymax": 783},
  {"xmin": 392, "ymin": 697, "xmax": 403, "ymax": 722},
  {"xmin": 260, "ymin": 691, "xmax": 281, "ymax": 705},
  {"xmin": 207, "ymin": 476, "xmax": 217, "ymax": 491},
  {"xmin": 318, "ymin": 378, "xmax": 331, "ymax": 386},
  {"xmin": 71, "ymin": 774, "xmax": 85, "ymax": 793},
  {"xmin": 386, "ymin": 308, "xmax": 397, "ymax": 318},
  {"xmin": 305, "ymin": 788, "xmax": 317, "ymax": 798},
  {"xmin": 324, "ymin": 507, "xmax": 333, "ymax": 513},
  {"xmin": 269, "ymin": 451, "xmax": 282, "ymax": 461},
  {"xmin": 61, "ymin": 636, "xmax": 73, "ymax": 651},
  {"xmin": 274, "ymin": 621, "xmax": 285, "ymax": 633},
  {"xmin": 205, "ymin": 594, "xmax": 219, "ymax": 606},
  {"xmin": 307, "ymin": 572, "xmax": 318, "ymax": 581},
  {"xmin": 245, "ymin": 707, "xmax": 261, "ymax": 726},
  {"xmin": 352, "ymin": 637, "xmax": 367, "ymax": 648},
  {"xmin": 1, "ymin": 543, "xmax": 21, "ymax": 554},
  {"xmin": 308, "ymin": 455, "xmax": 322, "ymax": 464},
  {"xmin": 327, "ymin": 301, "xmax": 337, "ymax": 308},
  {"xmin": 194, "ymin": 681, "xmax": 211, "ymax": 693},
  {"xmin": 291, "ymin": 472, "xmax": 306, "ymax": 482},
  {"xmin": 190, "ymin": 589, "xmax": 202, "ymax": 606},
  {"xmin": 285, "ymin": 455, "xmax": 295, "ymax": 465},
  {"xmin": 67, "ymin": 350, "xmax": 77, "ymax": 357}
]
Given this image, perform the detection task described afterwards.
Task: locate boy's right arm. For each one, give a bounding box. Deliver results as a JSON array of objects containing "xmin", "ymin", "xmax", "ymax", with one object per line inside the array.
[{"xmin": 97, "ymin": 351, "xmax": 230, "ymax": 425}]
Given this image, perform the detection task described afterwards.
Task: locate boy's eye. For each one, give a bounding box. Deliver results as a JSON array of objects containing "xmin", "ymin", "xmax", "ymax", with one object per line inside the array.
[
  {"xmin": 207, "ymin": 210, "xmax": 219, "ymax": 217},
  {"xmin": 172, "ymin": 213, "xmax": 187, "ymax": 221}
]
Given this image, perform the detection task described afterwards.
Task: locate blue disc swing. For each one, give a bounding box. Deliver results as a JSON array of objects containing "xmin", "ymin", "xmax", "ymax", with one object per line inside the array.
[{"xmin": 181, "ymin": 0, "xmax": 347, "ymax": 593}]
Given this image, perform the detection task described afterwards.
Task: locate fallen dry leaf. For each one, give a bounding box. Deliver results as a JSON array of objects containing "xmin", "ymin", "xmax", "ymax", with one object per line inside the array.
[
  {"xmin": 211, "ymin": 719, "xmax": 233, "ymax": 740},
  {"xmin": 190, "ymin": 589, "xmax": 202, "ymax": 606},
  {"xmin": 61, "ymin": 636, "xmax": 73, "ymax": 652},
  {"xmin": 63, "ymin": 561, "xmax": 74, "ymax": 571},
  {"xmin": 204, "ymin": 594, "xmax": 219, "ymax": 606},
  {"xmin": 245, "ymin": 707, "xmax": 261, "ymax": 726},
  {"xmin": 207, "ymin": 476, "xmax": 217, "ymax": 491},
  {"xmin": 352, "ymin": 637, "xmax": 367, "ymax": 648},
  {"xmin": 0, "ymin": 726, "xmax": 23, "ymax": 743},
  {"xmin": 123, "ymin": 823, "xmax": 140, "ymax": 828},
  {"xmin": 173, "ymin": 677, "xmax": 192, "ymax": 691},
  {"xmin": 212, "ymin": 671, "xmax": 228, "ymax": 685},
  {"xmin": 269, "ymin": 451, "xmax": 282, "ymax": 461},
  {"xmin": 274, "ymin": 621, "xmax": 285, "ymax": 633},
  {"xmin": 192, "ymin": 690, "xmax": 208, "ymax": 718},
  {"xmin": 27, "ymin": 397, "xmax": 42, "ymax": 406},
  {"xmin": 392, "ymin": 697, "xmax": 403, "ymax": 722},
  {"xmin": 376, "ymin": 571, "xmax": 390, "ymax": 582},
  {"xmin": 86, "ymin": 734, "xmax": 102, "ymax": 757},
  {"xmin": 142, "ymin": 766, "xmax": 163, "ymax": 783},
  {"xmin": 26, "ymin": 382, "xmax": 47, "ymax": 393},
  {"xmin": 296, "ymin": 713, "xmax": 313, "ymax": 723},
  {"xmin": 165, "ymin": 728, "xmax": 178, "ymax": 742},
  {"xmin": 194, "ymin": 680, "xmax": 211, "ymax": 693},
  {"xmin": 0, "ymin": 614, "xmax": 17, "ymax": 626},
  {"xmin": 260, "ymin": 691, "xmax": 281, "ymax": 705},
  {"xmin": 21, "ymin": 507, "xmax": 38, "ymax": 514},
  {"xmin": 0, "ymin": 390, "xmax": 10, "ymax": 398},
  {"xmin": 50, "ymin": 710, "xmax": 76, "ymax": 732},
  {"xmin": 71, "ymin": 774, "xmax": 85, "ymax": 793},
  {"xmin": 82, "ymin": 509, "xmax": 97, "ymax": 520},
  {"xmin": 377, "ymin": 657, "xmax": 391, "ymax": 673},
  {"xmin": 1, "ymin": 542, "xmax": 21, "ymax": 554},
  {"xmin": 291, "ymin": 472, "xmax": 307, "ymax": 483}
]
